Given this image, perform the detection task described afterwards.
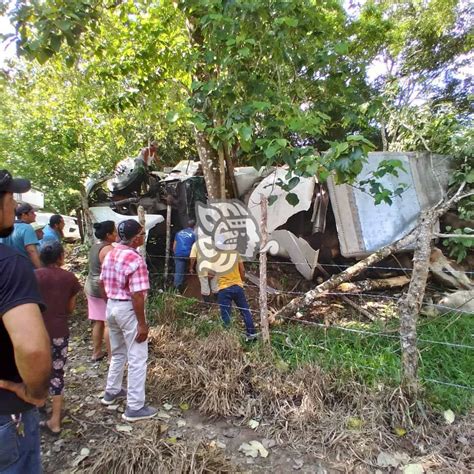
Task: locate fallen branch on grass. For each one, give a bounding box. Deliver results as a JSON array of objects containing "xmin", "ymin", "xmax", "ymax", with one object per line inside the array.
[
  {"xmin": 275, "ymin": 230, "xmax": 417, "ymax": 320},
  {"xmin": 337, "ymin": 276, "xmax": 410, "ymax": 293},
  {"xmin": 275, "ymin": 182, "xmax": 471, "ymax": 321}
]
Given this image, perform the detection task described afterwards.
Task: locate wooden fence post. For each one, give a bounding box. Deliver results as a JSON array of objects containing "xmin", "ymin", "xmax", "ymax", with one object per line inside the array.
[
  {"xmin": 399, "ymin": 209, "xmax": 434, "ymax": 397},
  {"xmin": 259, "ymin": 195, "xmax": 270, "ymax": 344},
  {"xmin": 138, "ymin": 205, "xmax": 146, "ymax": 259},
  {"xmin": 164, "ymin": 202, "xmax": 172, "ymax": 283}
]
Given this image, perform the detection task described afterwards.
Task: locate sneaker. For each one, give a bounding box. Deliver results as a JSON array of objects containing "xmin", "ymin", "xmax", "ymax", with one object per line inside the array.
[
  {"xmin": 245, "ymin": 333, "xmax": 259, "ymax": 342},
  {"xmin": 121, "ymin": 405, "xmax": 158, "ymax": 422},
  {"xmin": 101, "ymin": 388, "xmax": 127, "ymax": 406}
]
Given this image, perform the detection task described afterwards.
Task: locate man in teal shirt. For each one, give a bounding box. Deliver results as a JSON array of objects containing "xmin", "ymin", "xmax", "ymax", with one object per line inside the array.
[
  {"xmin": 41, "ymin": 214, "xmax": 64, "ymax": 245},
  {"xmin": 0, "ymin": 203, "xmax": 41, "ymax": 268}
]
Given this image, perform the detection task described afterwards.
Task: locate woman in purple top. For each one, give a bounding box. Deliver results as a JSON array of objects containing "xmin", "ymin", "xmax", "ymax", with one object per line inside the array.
[{"xmin": 35, "ymin": 242, "xmax": 82, "ymax": 435}]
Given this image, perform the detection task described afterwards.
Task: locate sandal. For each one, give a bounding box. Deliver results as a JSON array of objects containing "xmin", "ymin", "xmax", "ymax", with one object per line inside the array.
[
  {"xmin": 91, "ymin": 353, "xmax": 107, "ymax": 362},
  {"xmin": 39, "ymin": 420, "xmax": 61, "ymax": 437}
]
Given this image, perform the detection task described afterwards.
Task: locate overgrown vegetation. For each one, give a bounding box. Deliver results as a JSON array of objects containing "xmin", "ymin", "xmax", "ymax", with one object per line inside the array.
[
  {"xmin": 271, "ymin": 314, "xmax": 474, "ymax": 413},
  {"xmin": 140, "ymin": 292, "xmax": 473, "ymax": 469},
  {"xmin": 147, "ymin": 291, "xmax": 473, "ymax": 414}
]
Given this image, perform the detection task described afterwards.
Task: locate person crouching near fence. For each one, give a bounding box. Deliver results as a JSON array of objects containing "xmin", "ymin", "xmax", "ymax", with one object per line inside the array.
[
  {"xmin": 99, "ymin": 219, "xmax": 157, "ymax": 422},
  {"xmin": 35, "ymin": 241, "xmax": 82, "ymax": 435}
]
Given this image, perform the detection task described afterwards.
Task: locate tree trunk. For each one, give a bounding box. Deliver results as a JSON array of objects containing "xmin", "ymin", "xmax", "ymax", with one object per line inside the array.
[
  {"xmin": 80, "ymin": 188, "xmax": 94, "ymax": 245},
  {"xmin": 138, "ymin": 205, "xmax": 146, "ymax": 258},
  {"xmin": 259, "ymin": 195, "xmax": 270, "ymax": 344},
  {"xmin": 224, "ymin": 145, "xmax": 239, "ymax": 198},
  {"xmin": 195, "ymin": 130, "xmax": 220, "ymax": 200},
  {"xmin": 380, "ymin": 116, "xmax": 388, "ymax": 151},
  {"xmin": 399, "ymin": 209, "xmax": 435, "ymax": 396},
  {"xmin": 218, "ymin": 144, "xmax": 226, "ymax": 199}
]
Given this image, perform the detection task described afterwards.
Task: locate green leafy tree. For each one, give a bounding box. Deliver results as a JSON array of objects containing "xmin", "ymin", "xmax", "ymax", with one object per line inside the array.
[{"xmin": 6, "ymin": 0, "xmax": 383, "ymax": 203}]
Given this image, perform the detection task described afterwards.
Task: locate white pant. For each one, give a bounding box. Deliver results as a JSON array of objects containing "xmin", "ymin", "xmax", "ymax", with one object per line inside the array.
[
  {"xmin": 198, "ymin": 275, "xmax": 218, "ymax": 296},
  {"xmin": 105, "ymin": 299, "xmax": 148, "ymax": 411}
]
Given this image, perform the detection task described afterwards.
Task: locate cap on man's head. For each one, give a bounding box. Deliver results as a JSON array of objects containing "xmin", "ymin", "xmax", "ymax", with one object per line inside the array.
[
  {"xmin": 0, "ymin": 170, "xmax": 31, "ymax": 194},
  {"xmin": 118, "ymin": 219, "xmax": 142, "ymax": 241},
  {"xmin": 15, "ymin": 203, "xmax": 34, "ymax": 218}
]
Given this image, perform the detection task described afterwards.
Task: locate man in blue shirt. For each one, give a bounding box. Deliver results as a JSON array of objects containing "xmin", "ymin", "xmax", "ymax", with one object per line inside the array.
[
  {"xmin": 41, "ymin": 214, "xmax": 64, "ymax": 245},
  {"xmin": 0, "ymin": 203, "xmax": 41, "ymax": 268},
  {"xmin": 173, "ymin": 220, "xmax": 196, "ymax": 292}
]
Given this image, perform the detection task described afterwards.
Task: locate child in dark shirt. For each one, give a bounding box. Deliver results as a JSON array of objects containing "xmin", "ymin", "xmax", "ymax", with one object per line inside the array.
[{"xmin": 35, "ymin": 242, "xmax": 82, "ymax": 434}]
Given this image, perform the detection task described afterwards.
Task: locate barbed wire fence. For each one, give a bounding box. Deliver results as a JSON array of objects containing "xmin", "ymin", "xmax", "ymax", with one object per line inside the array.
[
  {"xmin": 146, "ymin": 194, "xmax": 473, "ymax": 396},
  {"xmin": 148, "ymin": 261, "xmax": 473, "ymax": 395}
]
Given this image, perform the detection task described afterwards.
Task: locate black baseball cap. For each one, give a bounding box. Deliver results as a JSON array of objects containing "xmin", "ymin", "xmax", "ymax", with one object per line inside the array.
[
  {"xmin": 118, "ymin": 219, "xmax": 143, "ymax": 241},
  {"xmin": 0, "ymin": 170, "xmax": 31, "ymax": 194},
  {"xmin": 16, "ymin": 203, "xmax": 34, "ymax": 217}
]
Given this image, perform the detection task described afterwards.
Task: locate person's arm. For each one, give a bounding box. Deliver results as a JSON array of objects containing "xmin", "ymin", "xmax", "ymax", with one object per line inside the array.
[
  {"xmin": 25, "ymin": 244, "xmax": 41, "ymax": 269},
  {"xmin": 98, "ymin": 244, "xmax": 113, "ymax": 264},
  {"xmin": 172, "ymin": 239, "xmax": 176, "ymax": 254},
  {"xmin": 0, "ymin": 304, "xmax": 51, "ymax": 404},
  {"xmin": 67, "ymin": 274, "xmax": 82, "ymax": 314},
  {"xmin": 131, "ymin": 291, "xmax": 148, "ymax": 343},
  {"xmin": 66, "ymin": 294, "xmax": 78, "ymax": 314},
  {"xmin": 239, "ymin": 261, "xmax": 246, "ymax": 281}
]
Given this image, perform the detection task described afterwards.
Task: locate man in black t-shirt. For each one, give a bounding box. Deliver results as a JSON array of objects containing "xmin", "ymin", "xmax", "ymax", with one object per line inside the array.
[{"xmin": 0, "ymin": 170, "xmax": 51, "ymax": 473}]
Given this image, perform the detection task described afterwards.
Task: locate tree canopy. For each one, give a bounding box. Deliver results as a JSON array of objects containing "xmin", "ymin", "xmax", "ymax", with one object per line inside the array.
[{"xmin": 0, "ymin": 0, "xmax": 471, "ymax": 211}]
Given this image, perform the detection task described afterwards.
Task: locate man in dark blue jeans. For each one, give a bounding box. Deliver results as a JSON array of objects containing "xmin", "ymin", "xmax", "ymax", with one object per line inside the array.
[
  {"xmin": 216, "ymin": 252, "xmax": 256, "ymax": 339},
  {"xmin": 0, "ymin": 170, "xmax": 52, "ymax": 473},
  {"xmin": 172, "ymin": 220, "xmax": 196, "ymax": 292}
]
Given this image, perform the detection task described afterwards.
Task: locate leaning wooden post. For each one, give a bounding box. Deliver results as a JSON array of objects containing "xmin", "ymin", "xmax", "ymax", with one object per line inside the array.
[
  {"xmin": 399, "ymin": 209, "xmax": 434, "ymax": 397},
  {"xmin": 259, "ymin": 195, "xmax": 270, "ymax": 344},
  {"xmin": 138, "ymin": 205, "xmax": 146, "ymax": 258},
  {"xmin": 164, "ymin": 202, "xmax": 172, "ymax": 282}
]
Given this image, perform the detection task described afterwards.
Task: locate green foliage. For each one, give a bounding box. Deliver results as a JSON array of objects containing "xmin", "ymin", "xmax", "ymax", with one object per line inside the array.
[
  {"xmin": 2, "ymin": 0, "xmax": 471, "ymax": 211},
  {"xmin": 271, "ymin": 313, "xmax": 474, "ymax": 413},
  {"xmin": 442, "ymin": 227, "xmax": 474, "ymax": 263},
  {"xmin": 6, "ymin": 0, "xmax": 380, "ymax": 199}
]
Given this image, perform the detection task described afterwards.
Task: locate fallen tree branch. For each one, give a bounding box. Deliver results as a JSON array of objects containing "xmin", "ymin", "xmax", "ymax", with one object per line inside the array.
[
  {"xmin": 276, "ymin": 230, "xmax": 417, "ymax": 319},
  {"xmin": 341, "ymin": 296, "xmax": 377, "ymax": 322},
  {"xmin": 276, "ymin": 182, "xmax": 468, "ymax": 321},
  {"xmin": 316, "ymin": 264, "xmax": 378, "ymax": 322},
  {"xmin": 337, "ymin": 276, "xmax": 410, "ymax": 293}
]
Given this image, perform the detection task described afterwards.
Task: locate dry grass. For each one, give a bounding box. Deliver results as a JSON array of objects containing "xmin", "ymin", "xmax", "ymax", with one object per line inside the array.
[
  {"xmin": 145, "ymin": 325, "xmax": 473, "ymax": 472},
  {"xmin": 82, "ymin": 421, "xmax": 236, "ymax": 474}
]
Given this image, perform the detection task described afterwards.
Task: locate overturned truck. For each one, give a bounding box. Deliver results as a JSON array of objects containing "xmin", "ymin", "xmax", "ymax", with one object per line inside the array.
[{"xmin": 85, "ymin": 152, "xmax": 451, "ymax": 278}]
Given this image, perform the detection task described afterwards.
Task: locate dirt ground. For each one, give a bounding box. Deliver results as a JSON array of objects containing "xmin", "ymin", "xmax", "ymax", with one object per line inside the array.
[
  {"xmin": 40, "ymin": 310, "xmax": 339, "ymax": 473},
  {"xmin": 41, "ymin": 249, "xmax": 471, "ymax": 473}
]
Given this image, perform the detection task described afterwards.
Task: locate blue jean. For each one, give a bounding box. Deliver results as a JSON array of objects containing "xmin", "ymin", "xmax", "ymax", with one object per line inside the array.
[
  {"xmin": 0, "ymin": 408, "xmax": 41, "ymax": 473},
  {"xmin": 174, "ymin": 258, "xmax": 187, "ymax": 289},
  {"xmin": 217, "ymin": 285, "xmax": 256, "ymax": 336}
]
